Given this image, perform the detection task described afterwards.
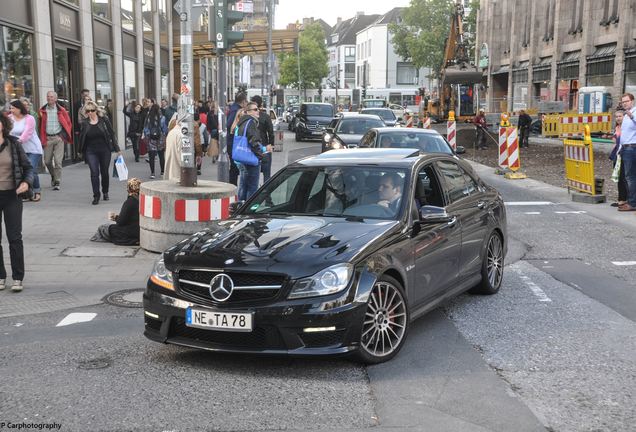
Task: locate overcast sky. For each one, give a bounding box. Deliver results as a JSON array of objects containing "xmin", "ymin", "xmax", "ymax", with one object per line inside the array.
[{"xmin": 274, "ymin": 0, "xmax": 412, "ymax": 29}]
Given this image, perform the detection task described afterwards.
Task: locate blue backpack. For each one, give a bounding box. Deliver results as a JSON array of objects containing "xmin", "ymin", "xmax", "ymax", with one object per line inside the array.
[{"xmin": 232, "ymin": 119, "xmax": 259, "ymax": 166}]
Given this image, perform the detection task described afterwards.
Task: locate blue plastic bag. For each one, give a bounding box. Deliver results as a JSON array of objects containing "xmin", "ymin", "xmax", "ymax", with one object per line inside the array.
[{"xmin": 231, "ymin": 119, "xmax": 259, "ymax": 166}]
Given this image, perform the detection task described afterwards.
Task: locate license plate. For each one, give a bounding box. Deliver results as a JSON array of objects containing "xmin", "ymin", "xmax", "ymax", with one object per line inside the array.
[
  {"xmin": 312, "ymin": 131, "xmax": 323, "ymax": 135},
  {"xmin": 185, "ymin": 308, "xmax": 253, "ymax": 332}
]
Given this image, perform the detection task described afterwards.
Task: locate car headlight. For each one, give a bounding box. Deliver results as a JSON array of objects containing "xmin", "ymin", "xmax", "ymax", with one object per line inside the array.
[
  {"xmin": 288, "ymin": 263, "xmax": 353, "ymax": 299},
  {"xmin": 323, "ymin": 133, "xmax": 332, "ymax": 142},
  {"xmin": 329, "ymin": 136, "xmax": 345, "ymax": 149},
  {"xmin": 149, "ymin": 255, "xmax": 174, "ymax": 290}
]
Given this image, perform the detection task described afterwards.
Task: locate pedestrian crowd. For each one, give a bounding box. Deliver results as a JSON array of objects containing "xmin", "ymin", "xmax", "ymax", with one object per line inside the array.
[{"xmin": 611, "ymin": 93, "xmax": 636, "ymax": 212}]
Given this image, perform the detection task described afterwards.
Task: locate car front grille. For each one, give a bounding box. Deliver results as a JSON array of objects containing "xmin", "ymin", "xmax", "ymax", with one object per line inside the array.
[
  {"xmin": 177, "ymin": 269, "xmax": 286, "ymax": 306},
  {"xmin": 170, "ymin": 318, "xmax": 286, "ymax": 350},
  {"xmin": 300, "ymin": 330, "xmax": 346, "ymax": 348}
]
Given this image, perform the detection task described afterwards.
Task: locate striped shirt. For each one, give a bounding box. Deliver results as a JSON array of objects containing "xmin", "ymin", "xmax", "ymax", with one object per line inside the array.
[{"xmin": 46, "ymin": 104, "xmax": 62, "ymax": 135}]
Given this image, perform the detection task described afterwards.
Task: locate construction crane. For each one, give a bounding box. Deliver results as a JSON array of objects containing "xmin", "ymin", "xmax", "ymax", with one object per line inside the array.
[{"xmin": 425, "ymin": 0, "xmax": 483, "ymax": 121}]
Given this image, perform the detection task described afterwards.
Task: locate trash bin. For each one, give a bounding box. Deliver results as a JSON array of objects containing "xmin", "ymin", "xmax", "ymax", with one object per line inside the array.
[{"xmin": 274, "ymin": 121, "xmax": 284, "ymax": 152}]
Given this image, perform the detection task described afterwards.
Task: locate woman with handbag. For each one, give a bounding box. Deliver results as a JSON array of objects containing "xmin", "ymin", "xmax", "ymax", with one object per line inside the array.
[
  {"xmin": 234, "ymin": 102, "xmax": 265, "ymax": 200},
  {"xmin": 0, "ymin": 113, "xmax": 34, "ymax": 292},
  {"xmin": 123, "ymin": 101, "xmax": 144, "ymax": 162},
  {"xmin": 143, "ymin": 103, "xmax": 166, "ymax": 179},
  {"xmin": 79, "ymin": 101, "xmax": 122, "ymax": 205},
  {"xmin": 9, "ymin": 100, "xmax": 43, "ymax": 202},
  {"xmin": 206, "ymin": 101, "xmax": 220, "ymax": 163}
]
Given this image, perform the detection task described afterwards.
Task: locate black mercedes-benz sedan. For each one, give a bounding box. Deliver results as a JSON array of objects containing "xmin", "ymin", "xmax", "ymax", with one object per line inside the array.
[{"xmin": 143, "ymin": 149, "xmax": 507, "ymax": 364}]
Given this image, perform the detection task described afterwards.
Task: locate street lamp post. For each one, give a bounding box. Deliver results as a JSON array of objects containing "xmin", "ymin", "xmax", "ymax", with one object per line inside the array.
[{"xmin": 178, "ymin": 0, "xmax": 196, "ymax": 187}]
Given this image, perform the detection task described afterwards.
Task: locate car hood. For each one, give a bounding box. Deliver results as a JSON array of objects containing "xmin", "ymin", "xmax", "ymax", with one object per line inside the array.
[
  {"xmin": 302, "ymin": 116, "xmax": 333, "ymax": 125},
  {"xmin": 164, "ymin": 216, "xmax": 399, "ymax": 279}
]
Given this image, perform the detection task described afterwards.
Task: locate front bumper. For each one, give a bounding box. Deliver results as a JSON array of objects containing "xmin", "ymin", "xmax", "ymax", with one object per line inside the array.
[{"xmin": 143, "ymin": 283, "xmax": 368, "ymax": 356}]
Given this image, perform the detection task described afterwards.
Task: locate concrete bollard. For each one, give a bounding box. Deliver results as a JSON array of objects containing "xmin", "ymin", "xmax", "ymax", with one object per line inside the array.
[{"xmin": 139, "ymin": 180, "xmax": 237, "ymax": 253}]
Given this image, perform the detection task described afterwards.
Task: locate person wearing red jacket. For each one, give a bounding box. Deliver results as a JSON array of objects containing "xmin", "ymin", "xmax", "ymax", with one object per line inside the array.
[
  {"xmin": 473, "ymin": 108, "xmax": 489, "ymax": 150},
  {"xmin": 38, "ymin": 91, "xmax": 73, "ymax": 191}
]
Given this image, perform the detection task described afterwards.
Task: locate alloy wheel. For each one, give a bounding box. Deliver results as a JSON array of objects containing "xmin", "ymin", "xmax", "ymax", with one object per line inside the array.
[
  {"xmin": 361, "ymin": 281, "xmax": 407, "ymax": 358},
  {"xmin": 487, "ymin": 234, "xmax": 503, "ymax": 288}
]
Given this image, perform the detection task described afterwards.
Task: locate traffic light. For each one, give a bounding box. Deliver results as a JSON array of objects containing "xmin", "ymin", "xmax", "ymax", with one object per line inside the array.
[
  {"xmin": 362, "ymin": 87, "xmax": 367, "ymax": 99},
  {"xmin": 212, "ymin": 0, "xmax": 245, "ymax": 52}
]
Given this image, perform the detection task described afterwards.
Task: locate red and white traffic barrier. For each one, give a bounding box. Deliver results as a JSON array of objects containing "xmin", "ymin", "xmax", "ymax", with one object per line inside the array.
[
  {"xmin": 423, "ymin": 117, "xmax": 431, "ymax": 129},
  {"xmin": 560, "ymin": 115, "xmax": 610, "ymax": 124},
  {"xmin": 174, "ymin": 196, "xmax": 237, "ymax": 222},
  {"xmin": 447, "ymin": 119, "xmax": 456, "ymax": 150},
  {"xmin": 506, "ymin": 127, "xmax": 520, "ymax": 171},
  {"xmin": 140, "ymin": 194, "xmax": 161, "ymax": 219},
  {"xmin": 498, "ymin": 127, "xmax": 508, "ymax": 168}
]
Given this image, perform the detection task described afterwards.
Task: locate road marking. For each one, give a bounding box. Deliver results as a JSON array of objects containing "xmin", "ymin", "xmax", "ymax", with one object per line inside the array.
[
  {"xmin": 524, "ymin": 212, "xmax": 541, "ymax": 215},
  {"xmin": 526, "ymin": 282, "xmax": 552, "ymax": 302},
  {"xmin": 555, "ymin": 211, "xmax": 587, "ymax": 214},
  {"xmin": 505, "ymin": 201, "xmax": 553, "ymax": 206},
  {"xmin": 612, "ymin": 261, "xmax": 636, "ymax": 266},
  {"xmin": 56, "ymin": 313, "xmax": 97, "ymax": 327}
]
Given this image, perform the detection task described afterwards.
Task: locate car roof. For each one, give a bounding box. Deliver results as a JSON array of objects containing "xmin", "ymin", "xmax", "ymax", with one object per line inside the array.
[
  {"xmin": 301, "ymin": 102, "xmax": 332, "ymax": 106},
  {"xmin": 361, "ymin": 108, "xmax": 393, "ymax": 112},
  {"xmin": 371, "ymin": 127, "xmax": 443, "ymax": 135},
  {"xmin": 336, "ymin": 113, "xmax": 384, "ymax": 120},
  {"xmin": 294, "ymin": 149, "xmax": 422, "ymax": 167}
]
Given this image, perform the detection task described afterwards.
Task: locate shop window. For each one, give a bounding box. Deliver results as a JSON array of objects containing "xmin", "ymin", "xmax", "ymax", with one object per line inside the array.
[
  {"xmin": 95, "ymin": 52, "xmax": 113, "ymax": 107},
  {"xmin": 123, "ymin": 59, "xmax": 137, "ymax": 102},
  {"xmin": 0, "ymin": 26, "xmax": 34, "ymax": 107},
  {"xmin": 396, "ymin": 62, "xmax": 416, "ymax": 86},
  {"xmin": 142, "ymin": 0, "xmax": 153, "ymax": 37}
]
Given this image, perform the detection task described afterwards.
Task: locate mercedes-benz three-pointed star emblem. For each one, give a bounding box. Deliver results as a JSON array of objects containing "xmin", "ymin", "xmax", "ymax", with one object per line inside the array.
[{"xmin": 209, "ymin": 273, "xmax": 234, "ymax": 302}]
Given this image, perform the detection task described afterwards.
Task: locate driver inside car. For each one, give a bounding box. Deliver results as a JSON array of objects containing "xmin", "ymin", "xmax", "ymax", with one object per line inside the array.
[
  {"xmin": 377, "ymin": 173, "xmax": 403, "ymax": 212},
  {"xmin": 379, "ymin": 135, "xmax": 394, "ymax": 148}
]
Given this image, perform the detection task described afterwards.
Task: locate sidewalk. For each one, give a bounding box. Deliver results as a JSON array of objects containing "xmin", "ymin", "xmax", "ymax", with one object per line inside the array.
[{"xmin": 0, "ymin": 134, "xmax": 304, "ymax": 319}]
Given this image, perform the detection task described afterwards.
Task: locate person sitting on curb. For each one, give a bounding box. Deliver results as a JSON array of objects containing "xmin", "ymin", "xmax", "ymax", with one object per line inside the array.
[{"xmin": 90, "ymin": 178, "xmax": 141, "ymax": 245}]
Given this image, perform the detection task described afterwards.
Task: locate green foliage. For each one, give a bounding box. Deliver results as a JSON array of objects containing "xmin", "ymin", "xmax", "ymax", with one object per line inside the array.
[
  {"xmin": 278, "ymin": 22, "xmax": 329, "ymax": 90},
  {"xmin": 465, "ymin": 0, "xmax": 480, "ymax": 61},
  {"xmin": 389, "ymin": 0, "xmax": 456, "ymax": 77}
]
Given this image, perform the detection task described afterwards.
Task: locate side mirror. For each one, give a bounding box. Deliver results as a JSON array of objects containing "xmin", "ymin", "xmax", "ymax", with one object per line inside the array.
[
  {"xmin": 326, "ymin": 127, "xmax": 335, "ymax": 134},
  {"xmin": 228, "ymin": 200, "xmax": 245, "ymax": 217},
  {"xmin": 455, "ymin": 146, "xmax": 466, "ymax": 155},
  {"xmin": 419, "ymin": 205, "xmax": 453, "ymax": 224}
]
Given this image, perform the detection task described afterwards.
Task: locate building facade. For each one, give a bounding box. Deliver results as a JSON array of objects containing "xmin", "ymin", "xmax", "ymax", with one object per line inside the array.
[
  {"xmin": 476, "ymin": 0, "xmax": 635, "ymax": 113},
  {"xmin": 0, "ymin": 0, "xmax": 174, "ymax": 162}
]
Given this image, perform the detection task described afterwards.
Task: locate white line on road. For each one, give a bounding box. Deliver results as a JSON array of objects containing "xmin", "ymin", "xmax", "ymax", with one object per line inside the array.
[
  {"xmin": 526, "ymin": 282, "xmax": 552, "ymax": 302},
  {"xmin": 612, "ymin": 261, "xmax": 636, "ymax": 266},
  {"xmin": 505, "ymin": 201, "xmax": 553, "ymax": 206},
  {"xmin": 56, "ymin": 313, "xmax": 97, "ymax": 327},
  {"xmin": 555, "ymin": 211, "xmax": 587, "ymax": 214},
  {"xmin": 524, "ymin": 212, "xmax": 542, "ymax": 215}
]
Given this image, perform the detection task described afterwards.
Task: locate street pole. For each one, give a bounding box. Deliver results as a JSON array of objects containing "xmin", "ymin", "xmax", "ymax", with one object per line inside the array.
[
  {"xmin": 266, "ymin": 0, "xmax": 274, "ymax": 107},
  {"xmin": 217, "ymin": 53, "xmax": 229, "ymax": 183},
  {"xmin": 178, "ymin": 0, "xmax": 196, "ymax": 186},
  {"xmin": 297, "ymin": 33, "xmax": 301, "ymax": 102}
]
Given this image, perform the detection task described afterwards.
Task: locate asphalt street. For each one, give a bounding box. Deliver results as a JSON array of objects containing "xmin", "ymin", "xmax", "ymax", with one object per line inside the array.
[{"xmin": 0, "ymin": 130, "xmax": 634, "ymax": 432}]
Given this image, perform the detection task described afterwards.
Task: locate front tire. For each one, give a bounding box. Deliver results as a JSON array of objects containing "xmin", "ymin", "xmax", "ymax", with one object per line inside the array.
[
  {"xmin": 470, "ymin": 231, "xmax": 504, "ymax": 295},
  {"xmin": 355, "ymin": 275, "xmax": 409, "ymax": 364}
]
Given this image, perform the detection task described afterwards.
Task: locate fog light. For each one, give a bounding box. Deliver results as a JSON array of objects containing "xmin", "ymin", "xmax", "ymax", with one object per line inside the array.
[
  {"xmin": 303, "ymin": 326, "xmax": 336, "ymax": 333},
  {"xmin": 144, "ymin": 311, "xmax": 160, "ymax": 319}
]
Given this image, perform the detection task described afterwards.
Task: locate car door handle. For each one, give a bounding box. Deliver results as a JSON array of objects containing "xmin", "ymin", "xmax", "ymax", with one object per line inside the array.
[
  {"xmin": 447, "ymin": 216, "xmax": 458, "ymax": 227},
  {"xmin": 477, "ymin": 201, "xmax": 486, "ymax": 209}
]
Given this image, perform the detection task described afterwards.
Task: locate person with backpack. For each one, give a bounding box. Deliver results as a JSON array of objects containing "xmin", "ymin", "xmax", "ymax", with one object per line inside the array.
[
  {"xmin": 143, "ymin": 102, "xmax": 166, "ymax": 179},
  {"xmin": 234, "ymin": 101, "xmax": 265, "ymax": 200}
]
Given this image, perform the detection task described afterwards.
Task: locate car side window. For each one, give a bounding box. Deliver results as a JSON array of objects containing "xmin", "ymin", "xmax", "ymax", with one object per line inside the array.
[
  {"xmin": 360, "ymin": 131, "xmax": 376, "ymax": 147},
  {"xmin": 414, "ymin": 165, "xmax": 445, "ymax": 208},
  {"xmin": 435, "ymin": 160, "xmax": 475, "ymax": 204}
]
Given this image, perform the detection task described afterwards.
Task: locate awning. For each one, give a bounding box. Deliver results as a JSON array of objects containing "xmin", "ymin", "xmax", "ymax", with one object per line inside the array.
[
  {"xmin": 513, "ymin": 60, "xmax": 529, "ymax": 70},
  {"xmin": 492, "ymin": 65, "xmax": 510, "ymax": 75},
  {"xmin": 172, "ymin": 29, "xmax": 300, "ymax": 59},
  {"xmin": 587, "ymin": 44, "xmax": 616, "ymax": 61},
  {"xmin": 625, "ymin": 46, "xmax": 636, "ymax": 59},
  {"xmin": 533, "ymin": 56, "xmax": 552, "ymax": 69},
  {"xmin": 558, "ymin": 51, "xmax": 580, "ymax": 64}
]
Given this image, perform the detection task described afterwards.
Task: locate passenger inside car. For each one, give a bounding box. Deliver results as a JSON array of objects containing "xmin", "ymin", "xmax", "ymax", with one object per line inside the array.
[{"xmin": 377, "ymin": 173, "xmax": 403, "ymax": 212}]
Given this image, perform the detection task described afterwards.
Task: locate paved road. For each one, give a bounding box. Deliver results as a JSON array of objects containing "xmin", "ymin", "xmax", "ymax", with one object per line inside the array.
[{"xmin": 0, "ymin": 129, "xmax": 634, "ymax": 431}]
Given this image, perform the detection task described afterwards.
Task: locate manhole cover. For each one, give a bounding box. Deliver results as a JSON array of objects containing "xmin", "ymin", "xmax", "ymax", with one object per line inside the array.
[
  {"xmin": 78, "ymin": 358, "xmax": 111, "ymax": 370},
  {"xmin": 103, "ymin": 289, "xmax": 144, "ymax": 308}
]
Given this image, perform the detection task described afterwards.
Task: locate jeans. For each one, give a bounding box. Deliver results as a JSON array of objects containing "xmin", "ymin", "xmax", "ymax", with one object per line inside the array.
[
  {"xmin": 244, "ymin": 164, "xmax": 261, "ymax": 200},
  {"xmin": 622, "ymin": 146, "xmax": 636, "ymax": 207},
  {"xmin": 520, "ymin": 127, "xmax": 530, "ymax": 148},
  {"xmin": 130, "ymin": 134, "xmax": 140, "ymax": 161},
  {"xmin": 86, "ymin": 148, "xmax": 111, "ymax": 198},
  {"xmin": 0, "ymin": 190, "xmax": 24, "ymax": 281},
  {"xmin": 26, "ymin": 153, "xmax": 41, "ymax": 193},
  {"xmin": 475, "ymin": 128, "xmax": 486, "ymax": 148},
  {"xmin": 228, "ymin": 136, "xmax": 239, "ymax": 185},
  {"xmin": 237, "ymin": 163, "xmax": 247, "ymax": 201},
  {"xmin": 148, "ymin": 150, "xmax": 165, "ymax": 175},
  {"xmin": 261, "ymin": 153, "xmax": 272, "ymax": 184}
]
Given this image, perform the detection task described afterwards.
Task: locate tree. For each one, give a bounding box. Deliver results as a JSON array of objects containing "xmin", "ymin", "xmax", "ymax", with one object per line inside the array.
[
  {"xmin": 389, "ymin": 0, "xmax": 456, "ymax": 78},
  {"xmin": 278, "ymin": 22, "xmax": 329, "ymax": 91},
  {"xmin": 465, "ymin": 0, "xmax": 480, "ymax": 61}
]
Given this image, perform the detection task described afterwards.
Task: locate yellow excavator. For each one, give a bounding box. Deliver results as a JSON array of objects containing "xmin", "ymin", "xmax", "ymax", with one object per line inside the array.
[{"xmin": 425, "ymin": 0, "xmax": 483, "ymax": 122}]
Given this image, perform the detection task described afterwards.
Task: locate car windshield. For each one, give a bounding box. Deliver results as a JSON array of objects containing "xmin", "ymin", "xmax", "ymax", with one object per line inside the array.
[
  {"xmin": 362, "ymin": 109, "xmax": 396, "ymax": 121},
  {"xmin": 377, "ymin": 132, "xmax": 453, "ymax": 154},
  {"xmin": 243, "ymin": 166, "xmax": 408, "ymax": 220},
  {"xmin": 336, "ymin": 118, "xmax": 385, "ymax": 135},
  {"xmin": 306, "ymin": 105, "xmax": 334, "ymax": 117},
  {"xmin": 364, "ymin": 100, "xmax": 386, "ymax": 108}
]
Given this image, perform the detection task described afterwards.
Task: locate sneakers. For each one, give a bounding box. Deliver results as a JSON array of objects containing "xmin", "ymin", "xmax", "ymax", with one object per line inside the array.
[
  {"xmin": 53, "ymin": 182, "xmax": 60, "ymax": 191},
  {"xmin": 11, "ymin": 280, "xmax": 22, "ymax": 292},
  {"xmin": 150, "ymin": 174, "xmax": 155, "ymax": 179},
  {"xmin": 103, "ymin": 193, "xmax": 109, "ymax": 201},
  {"xmin": 0, "ymin": 279, "xmax": 4, "ymax": 290}
]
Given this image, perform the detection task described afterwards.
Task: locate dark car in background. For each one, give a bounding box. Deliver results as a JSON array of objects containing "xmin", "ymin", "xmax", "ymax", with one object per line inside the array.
[
  {"xmin": 322, "ymin": 113, "xmax": 385, "ymax": 152},
  {"xmin": 285, "ymin": 105, "xmax": 299, "ymax": 129},
  {"xmin": 359, "ymin": 127, "xmax": 465, "ymax": 155},
  {"xmin": 360, "ymin": 108, "xmax": 398, "ymax": 127},
  {"xmin": 294, "ymin": 103, "xmax": 335, "ymax": 141},
  {"xmin": 143, "ymin": 149, "xmax": 506, "ymax": 364}
]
